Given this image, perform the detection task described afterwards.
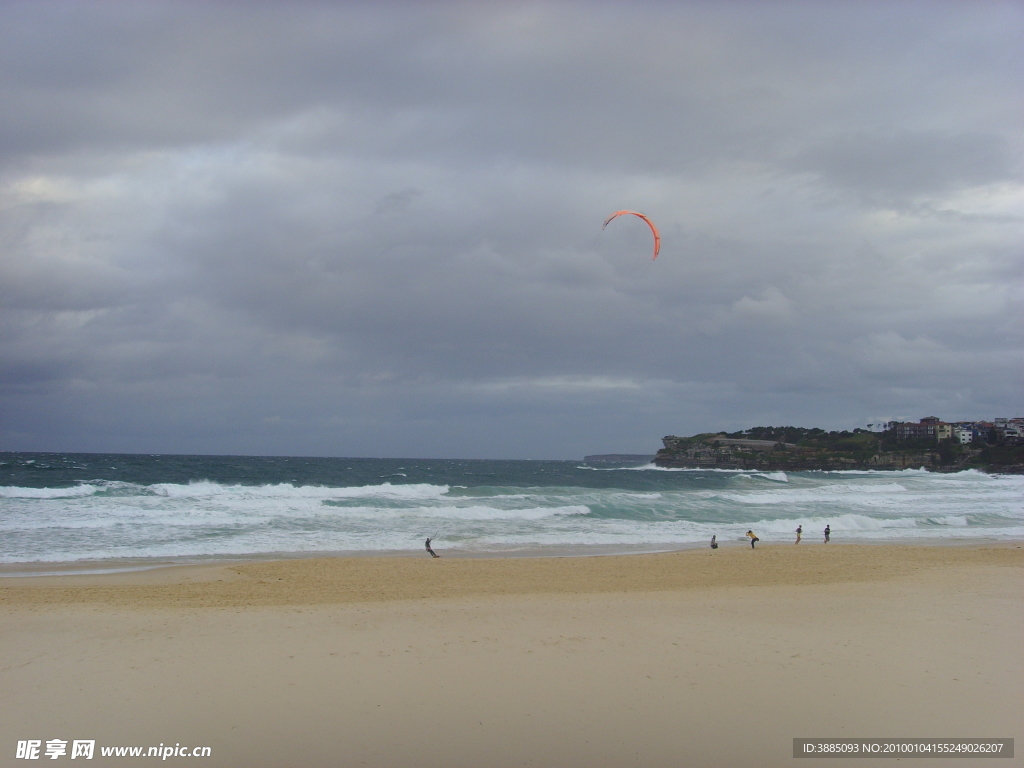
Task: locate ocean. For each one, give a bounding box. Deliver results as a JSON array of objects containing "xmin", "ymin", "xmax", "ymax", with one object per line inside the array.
[{"xmin": 2, "ymin": 452, "xmax": 1022, "ymax": 570}]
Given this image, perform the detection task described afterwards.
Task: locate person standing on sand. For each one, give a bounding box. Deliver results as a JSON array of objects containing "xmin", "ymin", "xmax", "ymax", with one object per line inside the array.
[
  {"xmin": 746, "ymin": 530, "xmax": 759, "ymax": 549},
  {"xmin": 710, "ymin": 534, "xmax": 718, "ymax": 549},
  {"xmin": 824, "ymin": 525, "xmax": 830, "ymax": 543},
  {"xmin": 795, "ymin": 525, "xmax": 802, "ymax": 544},
  {"xmin": 425, "ymin": 536, "xmax": 440, "ymax": 558}
]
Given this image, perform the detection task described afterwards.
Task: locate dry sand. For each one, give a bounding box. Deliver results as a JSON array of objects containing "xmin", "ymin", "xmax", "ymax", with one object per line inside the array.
[{"xmin": 1, "ymin": 544, "xmax": 1021, "ymax": 767}]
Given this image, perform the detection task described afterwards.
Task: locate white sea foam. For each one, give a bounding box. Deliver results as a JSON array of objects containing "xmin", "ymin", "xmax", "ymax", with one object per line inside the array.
[
  {"xmin": 812, "ymin": 467, "xmax": 933, "ymax": 477},
  {"xmin": 735, "ymin": 472, "xmax": 790, "ymax": 483},
  {"xmin": 0, "ymin": 484, "xmax": 100, "ymax": 499},
  {"xmin": 702, "ymin": 483, "xmax": 912, "ymax": 507},
  {"xmin": 2, "ymin": 466, "xmax": 1022, "ymax": 563},
  {"xmin": 149, "ymin": 480, "xmax": 449, "ymax": 500},
  {"xmin": 751, "ymin": 514, "xmax": 919, "ymax": 533},
  {"xmin": 404, "ymin": 505, "xmax": 591, "ymax": 521}
]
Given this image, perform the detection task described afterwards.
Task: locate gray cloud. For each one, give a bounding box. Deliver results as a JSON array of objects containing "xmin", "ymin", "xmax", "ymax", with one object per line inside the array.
[
  {"xmin": 790, "ymin": 131, "xmax": 1014, "ymax": 204},
  {"xmin": 1, "ymin": 1, "xmax": 1022, "ymax": 458}
]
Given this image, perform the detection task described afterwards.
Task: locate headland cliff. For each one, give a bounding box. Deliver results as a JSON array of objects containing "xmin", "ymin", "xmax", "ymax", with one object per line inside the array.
[{"xmin": 654, "ymin": 423, "xmax": 1024, "ymax": 473}]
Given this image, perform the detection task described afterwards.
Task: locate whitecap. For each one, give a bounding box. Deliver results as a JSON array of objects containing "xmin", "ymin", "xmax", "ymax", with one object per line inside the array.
[
  {"xmin": 148, "ymin": 480, "xmax": 450, "ymax": 501},
  {"xmin": 0, "ymin": 484, "xmax": 99, "ymax": 499}
]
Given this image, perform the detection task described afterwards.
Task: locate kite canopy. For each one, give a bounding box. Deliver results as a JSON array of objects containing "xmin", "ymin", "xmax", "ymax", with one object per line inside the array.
[{"xmin": 602, "ymin": 210, "xmax": 661, "ymax": 260}]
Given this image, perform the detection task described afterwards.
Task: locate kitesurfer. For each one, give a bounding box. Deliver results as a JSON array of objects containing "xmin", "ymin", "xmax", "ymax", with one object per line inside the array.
[{"xmin": 425, "ymin": 536, "xmax": 439, "ymax": 558}]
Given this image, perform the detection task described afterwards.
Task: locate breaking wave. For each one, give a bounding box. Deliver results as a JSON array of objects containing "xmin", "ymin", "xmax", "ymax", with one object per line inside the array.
[{"xmin": 2, "ymin": 457, "xmax": 1022, "ymax": 564}]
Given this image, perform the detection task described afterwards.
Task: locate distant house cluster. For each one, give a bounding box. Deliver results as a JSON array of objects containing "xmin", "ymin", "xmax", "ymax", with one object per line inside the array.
[{"xmin": 893, "ymin": 416, "xmax": 1024, "ymax": 445}]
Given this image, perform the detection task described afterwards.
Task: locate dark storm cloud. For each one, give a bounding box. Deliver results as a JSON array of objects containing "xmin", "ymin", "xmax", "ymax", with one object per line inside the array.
[
  {"xmin": 1, "ymin": 1, "xmax": 1021, "ymax": 457},
  {"xmin": 0, "ymin": 2, "xmax": 999, "ymax": 167}
]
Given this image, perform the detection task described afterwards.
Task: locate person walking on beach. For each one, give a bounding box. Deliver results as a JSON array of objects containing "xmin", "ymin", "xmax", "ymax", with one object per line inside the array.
[
  {"xmin": 823, "ymin": 524, "xmax": 830, "ymax": 543},
  {"xmin": 425, "ymin": 536, "xmax": 440, "ymax": 558},
  {"xmin": 710, "ymin": 534, "xmax": 718, "ymax": 549},
  {"xmin": 746, "ymin": 530, "xmax": 759, "ymax": 549},
  {"xmin": 795, "ymin": 525, "xmax": 802, "ymax": 544}
]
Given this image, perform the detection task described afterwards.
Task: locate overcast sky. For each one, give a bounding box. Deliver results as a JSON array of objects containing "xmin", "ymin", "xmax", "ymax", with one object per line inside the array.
[{"xmin": 2, "ymin": 1, "xmax": 1022, "ymax": 459}]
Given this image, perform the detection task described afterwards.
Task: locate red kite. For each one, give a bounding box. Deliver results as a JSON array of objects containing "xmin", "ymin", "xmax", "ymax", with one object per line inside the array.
[{"xmin": 602, "ymin": 210, "xmax": 660, "ymax": 260}]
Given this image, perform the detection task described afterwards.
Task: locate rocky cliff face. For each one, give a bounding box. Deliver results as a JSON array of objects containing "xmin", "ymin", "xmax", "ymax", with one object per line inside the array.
[{"xmin": 655, "ymin": 434, "xmax": 940, "ymax": 471}]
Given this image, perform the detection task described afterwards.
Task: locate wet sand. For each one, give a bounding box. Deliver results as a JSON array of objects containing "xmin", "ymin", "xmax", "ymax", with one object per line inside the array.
[{"xmin": 2, "ymin": 544, "xmax": 1021, "ymax": 767}]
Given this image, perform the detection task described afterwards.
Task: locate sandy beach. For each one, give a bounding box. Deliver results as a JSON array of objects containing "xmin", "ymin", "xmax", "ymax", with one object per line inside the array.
[{"xmin": 2, "ymin": 544, "xmax": 1021, "ymax": 767}]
